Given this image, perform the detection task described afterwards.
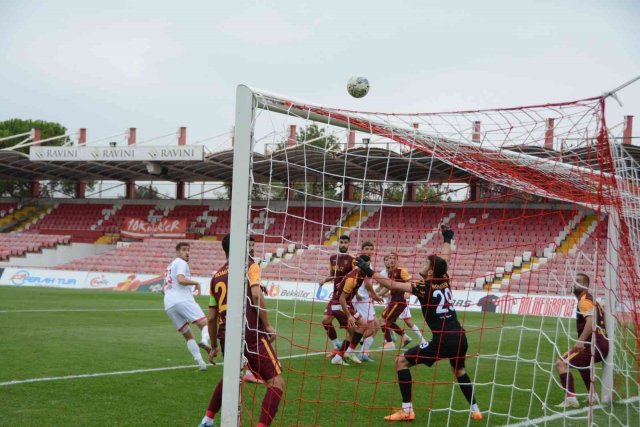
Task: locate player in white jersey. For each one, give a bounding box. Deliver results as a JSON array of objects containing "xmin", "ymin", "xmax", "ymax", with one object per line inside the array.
[
  {"xmin": 352, "ymin": 242, "xmax": 381, "ymax": 362},
  {"xmin": 163, "ymin": 242, "xmax": 211, "ymax": 370}
]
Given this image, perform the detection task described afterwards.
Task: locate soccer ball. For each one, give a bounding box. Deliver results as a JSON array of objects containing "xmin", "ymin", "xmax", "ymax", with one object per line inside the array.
[{"xmin": 347, "ymin": 76, "xmax": 370, "ymax": 98}]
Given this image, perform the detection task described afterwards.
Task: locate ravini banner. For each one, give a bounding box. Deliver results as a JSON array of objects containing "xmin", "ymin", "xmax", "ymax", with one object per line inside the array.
[
  {"xmin": 30, "ymin": 145, "xmax": 204, "ymax": 161},
  {"xmin": 121, "ymin": 217, "xmax": 187, "ymax": 238}
]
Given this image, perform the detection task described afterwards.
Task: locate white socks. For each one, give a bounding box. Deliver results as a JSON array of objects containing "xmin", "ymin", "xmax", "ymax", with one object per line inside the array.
[
  {"xmin": 332, "ymin": 338, "xmax": 341, "ymax": 349},
  {"xmin": 362, "ymin": 336, "xmax": 373, "ymax": 354},
  {"xmin": 201, "ymin": 327, "xmax": 210, "ymax": 346},
  {"xmin": 402, "ymin": 402, "xmax": 413, "ymax": 413},
  {"xmin": 471, "ymin": 403, "xmax": 480, "ymax": 413},
  {"xmin": 187, "ymin": 339, "xmax": 205, "ymax": 364},
  {"xmin": 410, "ymin": 324, "xmax": 425, "ymax": 343}
]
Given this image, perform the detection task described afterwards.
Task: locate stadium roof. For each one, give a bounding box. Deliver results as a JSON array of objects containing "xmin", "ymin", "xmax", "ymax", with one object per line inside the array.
[{"xmin": 0, "ymin": 143, "xmax": 638, "ymax": 184}]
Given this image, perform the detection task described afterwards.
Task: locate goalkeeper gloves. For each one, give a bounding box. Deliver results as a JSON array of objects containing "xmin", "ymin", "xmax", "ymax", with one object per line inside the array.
[
  {"xmin": 355, "ymin": 256, "xmax": 374, "ymax": 277},
  {"xmin": 441, "ymin": 225, "xmax": 454, "ymax": 243}
]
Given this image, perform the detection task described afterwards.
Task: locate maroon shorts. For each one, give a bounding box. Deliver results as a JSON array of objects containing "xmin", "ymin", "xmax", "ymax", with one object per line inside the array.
[
  {"xmin": 562, "ymin": 336, "xmax": 609, "ymax": 368},
  {"xmin": 383, "ymin": 300, "xmax": 407, "ymax": 324},
  {"xmin": 329, "ymin": 303, "xmax": 361, "ymax": 328},
  {"xmin": 244, "ymin": 336, "xmax": 282, "ymax": 382},
  {"xmin": 324, "ymin": 302, "xmax": 334, "ymax": 317}
]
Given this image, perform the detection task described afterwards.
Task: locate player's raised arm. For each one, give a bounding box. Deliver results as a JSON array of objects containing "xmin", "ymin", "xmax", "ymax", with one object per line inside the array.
[
  {"xmin": 356, "ymin": 257, "xmax": 412, "ymax": 294},
  {"xmin": 440, "ymin": 225, "xmax": 454, "ymax": 266}
]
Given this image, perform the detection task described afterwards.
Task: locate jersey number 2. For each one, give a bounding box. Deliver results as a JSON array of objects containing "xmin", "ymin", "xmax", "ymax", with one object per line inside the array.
[
  {"xmin": 215, "ymin": 282, "xmax": 228, "ymax": 312},
  {"xmin": 434, "ymin": 288, "xmax": 455, "ymax": 314}
]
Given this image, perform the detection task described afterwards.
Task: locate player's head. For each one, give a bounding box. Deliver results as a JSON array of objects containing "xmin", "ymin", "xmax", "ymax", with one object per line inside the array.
[
  {"xmin": 248, "ymin": 236, "xmax": 256, "ymax": 258},
  {"xmin": 387, "ymin": 253, "xmax": 398, "ymax": 269},
  {"xmin": 383, "ymin": 255, "xmax": 391, "ymax": 270},
  {"xmin": 221, "ymin": 234, "xmax": 256, "ymax": 258},
  {"xmin": 572, "ymin": 273, "xmax": 590, "ymax": 297},
  {"xmin": 222, "ymin": 234, "xmax": 231, "ymax": 257},
  {"xmin": 338, "ymin": 234, "xmax": 350, "ymax": 253},
  {"xmin": 175, "ymin": 242, "xmax": 190, "ymax": 261},
  {"xmin": 360, "ymin": 241, "xmax": 374, "ymax": 257},
  {"xmin": 424, "ymin": 254, "xmax": 447, "ymax": 279}
]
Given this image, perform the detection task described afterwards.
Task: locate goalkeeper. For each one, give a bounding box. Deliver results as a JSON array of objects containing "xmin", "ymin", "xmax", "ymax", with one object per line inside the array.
[{"xmin": 356, "ymin": 225, "xmax": 482, "ymax": 422}]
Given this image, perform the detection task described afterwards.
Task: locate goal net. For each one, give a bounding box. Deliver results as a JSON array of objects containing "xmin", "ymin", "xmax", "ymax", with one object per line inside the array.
[{"xmin": 221, "ymin": 85, "xmax": 639, "ymax": 426}]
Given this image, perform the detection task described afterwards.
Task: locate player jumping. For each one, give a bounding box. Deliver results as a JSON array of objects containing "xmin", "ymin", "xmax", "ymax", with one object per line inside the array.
[{"xmin": 357, "ymin": 226, "xmax": 482, "ymax": 421}]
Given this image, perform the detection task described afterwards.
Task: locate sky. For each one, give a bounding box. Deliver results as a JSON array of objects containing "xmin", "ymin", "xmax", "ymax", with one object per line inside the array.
[
  {"xmin": 0, "ymin": 0, "xmax": 639, "ymax": 196},
  {"xmin": 0, "ymin": 2, "xmax": 634, "ymax": 414}
]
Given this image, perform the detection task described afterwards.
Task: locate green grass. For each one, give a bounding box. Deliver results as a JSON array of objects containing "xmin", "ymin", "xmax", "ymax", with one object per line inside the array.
[{"xmin": 0, "ymin": 286, "xmax": 637, "ymax": 426}]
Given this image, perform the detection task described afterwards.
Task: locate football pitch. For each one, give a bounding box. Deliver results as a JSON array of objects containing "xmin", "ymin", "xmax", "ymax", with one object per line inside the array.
[{"xmin": 0, "ymin": 286, "xmax": 637, "ymax": 426}]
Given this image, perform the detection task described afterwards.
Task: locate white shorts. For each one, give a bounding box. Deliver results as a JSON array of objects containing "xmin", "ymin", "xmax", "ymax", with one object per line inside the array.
[
  {"xmin": 400, "ymin": 304, "xmax": 412, "ymax": 320},
  {"xmin": 354, "ymin": 300, "xmax": 376, "ymax": 322},
  {"xmin": 165, "ymin": 300, "xmax": 206, "ymax": 333}
]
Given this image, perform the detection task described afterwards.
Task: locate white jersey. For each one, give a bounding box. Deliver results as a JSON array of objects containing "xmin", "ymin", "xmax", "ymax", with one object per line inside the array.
[
  {"xmin": 356, "ymin": 282, "xmax": 370, "ymax": 301},
  {"xmin": 378, "ymin": 269, "xmax": 391, "ymax": 303},
  {"xmin": 356, "ymin": 263, "xmax": 376, "ymax": 302},
  {"xmin": 163, "ymin": 257, "xmax": 196, "ymax": 310}
]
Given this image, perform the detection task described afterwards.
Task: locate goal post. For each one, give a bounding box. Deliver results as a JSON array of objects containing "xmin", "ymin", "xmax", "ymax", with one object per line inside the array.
[
  {"xmin": 602, "ymin": 210, "xmax": 619, "ymax": 404},
  {"xmin": 221, "ymin": 84, "xmax": 255, "ymax": 427},
  {"xmin": 223, "ymin": 85, "xmax": 639, "ymax": 426}
]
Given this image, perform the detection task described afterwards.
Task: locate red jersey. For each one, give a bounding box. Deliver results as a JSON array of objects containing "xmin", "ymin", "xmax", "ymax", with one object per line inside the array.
[
  {"xmin": 209, "ymin": 262, "xmax": 229, "ymax": 341},
  {"xmin": 209, "ymin": 260, "xmax": 265, "ymax": 349},
  {"xmin": 577, "ymin": 293, "xmax": 607, "ymax": 340},
  {"xmin": 331, "ymin": 267, "xmax": 366, "ymax": 304},
  {"xmin": 329, "ymin": 253, "xmax": 355, "ymax": 285},
  {"xmin": 389, "ymin": 267, "xmax": 411, "ymax": 302},
  {"xmin": 244, "ymin": 260, "xmax": 266, "ymax": 349}
]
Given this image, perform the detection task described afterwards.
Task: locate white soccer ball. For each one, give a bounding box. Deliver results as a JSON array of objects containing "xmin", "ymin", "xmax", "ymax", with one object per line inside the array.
[{"xmin": 347, "ymin": 76, "xmax": 370, "ymax": 98}]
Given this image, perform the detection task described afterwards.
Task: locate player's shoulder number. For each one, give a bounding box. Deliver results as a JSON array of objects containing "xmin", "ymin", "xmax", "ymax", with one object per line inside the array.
[{"xmin": 215, "ymin": 280, "xmax": 228, "ymax": 312}]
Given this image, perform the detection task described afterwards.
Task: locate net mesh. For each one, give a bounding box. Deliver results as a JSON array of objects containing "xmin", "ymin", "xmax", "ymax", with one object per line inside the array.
[{"xmin": 235, "ymin": 90, "xmax": 639, "ymax": 426}]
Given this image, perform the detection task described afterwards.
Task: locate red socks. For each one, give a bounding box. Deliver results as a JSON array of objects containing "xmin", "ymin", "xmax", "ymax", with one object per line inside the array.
[
  {"xmin": 258, "ymin": 387, "xmax": 283, "ymax": 426},
  {"xmin": 206, "ymin": 380, "xmax": 224, "ymax": 418}
]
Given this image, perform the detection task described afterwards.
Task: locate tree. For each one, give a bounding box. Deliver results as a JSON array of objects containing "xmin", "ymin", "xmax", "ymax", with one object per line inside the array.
[
  {"xmin": 252, "ymin": 124, "xmax": 343, "ymax": 201},
  {"xmin": 135, "ymin": 184, "xmax": 163, "ymax": 199},
  {"xmin": 415, "ymin": 183, "xmax": 446, "ymax": 202},
  {"xmin": 479, "ymin": 182, "xmax": 545, "ymax": 203},
  {"xmin": 0, "ymin": 119, "xmax": 94, "ymax": 198}
]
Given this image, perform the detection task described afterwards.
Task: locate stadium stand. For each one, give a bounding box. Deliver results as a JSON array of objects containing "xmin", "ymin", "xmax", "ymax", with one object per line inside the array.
[
  {"xmin": 0, "ymin": 233, "xmax": 70, "ymax": 260},
  {"xmin": 27, "ymin": 203, "xmax": 112, "ymax": 242},
  {"xmin": 255, "ymin": 206, "xmax": 347, "ymax": 246},
  {"xmin": 97, "ymin": 203, "xmax": 157, "ymax": 234},
  {"xmin": 0, "ymin": 203, "xmax": 19, "ymax": 217},
  {"xmin": 2, "ymin": 199, "xmax": 597, "ymax": 295}
]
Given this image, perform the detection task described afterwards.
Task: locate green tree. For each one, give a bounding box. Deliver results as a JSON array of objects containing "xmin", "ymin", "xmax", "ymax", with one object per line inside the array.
[
  {"xmin": 352, "ymin": 182, "xmax": 405, "ymax": 202},
  {"xmin": 136, "ymin": 184, "xmax": 163, "ymax": 199},
  {"xmin": 0, "ymin": 119, "xmax": 94, "ymax": 198},
  {"xmin": 254, "ymin": 124, "xmax": 343, "ymax": 201},
  {"xmin": 415, "ymin": 183, "xmax": 446, "ymax": 202}
]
